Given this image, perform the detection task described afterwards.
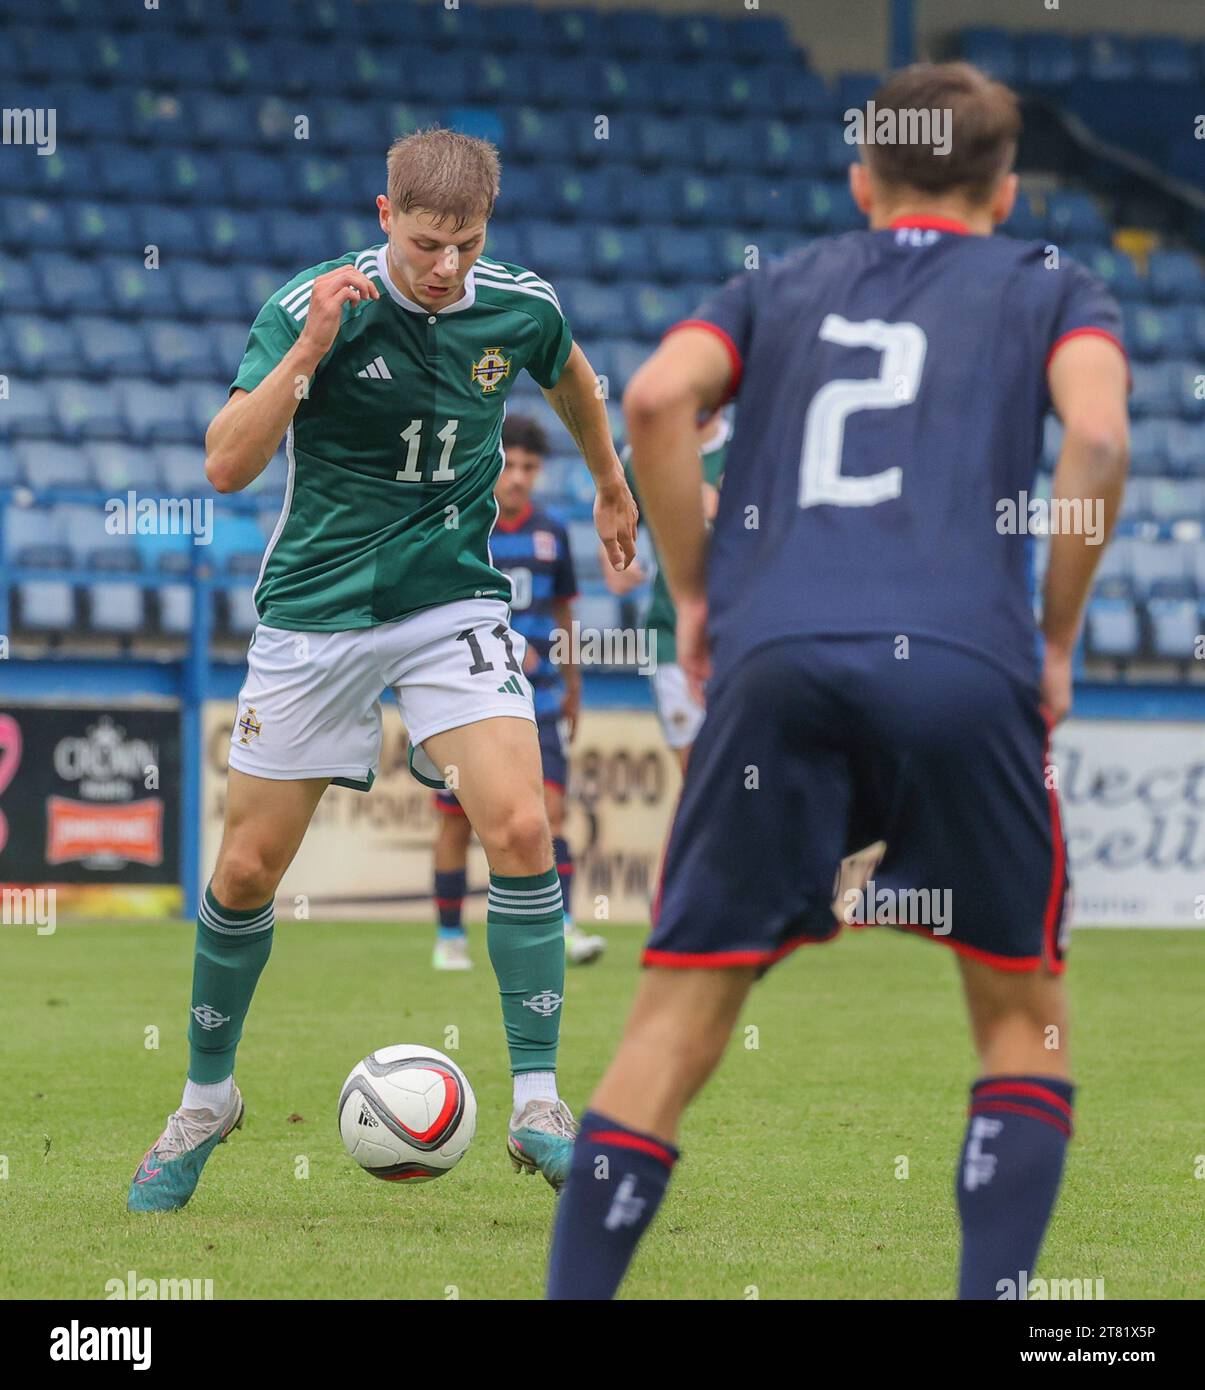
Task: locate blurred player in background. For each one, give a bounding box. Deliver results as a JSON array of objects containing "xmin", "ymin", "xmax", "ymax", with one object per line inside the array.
[
  {"xmin": 127, "ymin": 129, "xmax": 638, "ymax": 1213},
  {"xmin": 548, "ymin": 63, "xmax": 1130, "ymax": 1298},
  {"xmin": 431, "ymin": 413, "xmax": 605, "ymax": 970},
  {"xmin": 605, "ymin": 411, "xmax": 729, "ymax": 772}
]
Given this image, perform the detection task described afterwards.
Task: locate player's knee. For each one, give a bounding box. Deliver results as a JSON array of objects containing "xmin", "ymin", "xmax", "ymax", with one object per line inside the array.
[
  {"xmin": 487, "ymin": 805, "xmax": 552, "ymax": 871},
  {"xmin": 212, "ymin": 846, "xmax": 283, "ymax": 908}
]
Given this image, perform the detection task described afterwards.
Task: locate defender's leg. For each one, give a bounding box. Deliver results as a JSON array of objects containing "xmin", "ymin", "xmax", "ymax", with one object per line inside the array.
[{"xmin": 431, "ymin": 796, "xmax": 474, "ymax": 970}]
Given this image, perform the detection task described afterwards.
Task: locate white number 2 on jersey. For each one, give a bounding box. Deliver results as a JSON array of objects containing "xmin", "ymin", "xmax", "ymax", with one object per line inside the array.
[{"xmin": 798, "ymin": 315, "xmax": 928, "ymax": 509}]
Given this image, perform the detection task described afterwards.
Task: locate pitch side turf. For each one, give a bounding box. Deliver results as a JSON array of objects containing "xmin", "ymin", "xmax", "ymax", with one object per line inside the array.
[{"xmin": 1, "ymin": 920, "xmax": 1200, "ymax": 1300}]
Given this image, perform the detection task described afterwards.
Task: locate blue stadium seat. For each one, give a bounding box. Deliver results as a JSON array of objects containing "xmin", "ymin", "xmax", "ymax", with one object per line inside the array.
[
  {"xmin": 240, "ymin": 264, "xmax": 284, "ymax": 318},
  {"xmin": 175, "ymin": 259, "xmax": 248, "ymax": 320},
  {"xmin": 60, "ymin": 85, "xmax": 127, "ymax": 141},
  {"xmin": 1046, "ymin": 191, "xmax": 1109, "ymax": 244},
  {"xmin": 101, "ymin": 256, "xmax": 182, "ymax": 318},
  {"xmin": 209, "ymin": 512, "xmax": 267, "ymax": 565},
  {"xmin": 1073, "ymin": 247, "xmax": 1145, "ymax": 302},
  {"xmin": 155, "ymin": 446, "xmax": 207, "ymax": 496},
  {"xmin": 1137, "ymin": 37, "xmax": 1196, "ymax": 84},
  {"xmin": 1, "ymin": 195, "xmax": 69, "ymax": 252},
  {"xmin": 797, "ymin": 180, "xmax": 862, "ymax": 233},
  {"xmin": 8, "ymin": 316, "xmax": 79, "ymax": 377},
  {"xmin": 76, "ymin": 317, "xmax": 151, "ymax": 379},
  {"xmin": 221, "ymin": 150, "xmax": 293, "ymax": 208},
  {"xmin": 670, "ymin": 13, "xmax": 729, "ymax": 61},
  {"xmin": 137, "ymin": 203, "xmax": 207, "ymax": 259},
  {"xmin": 635, "ymin": 115, "xmax": 696, "ymax": 170},
  {"xmin": 188, "ymin": 383, "xmax": 228, "ymax": 440},
  {"xmin": 86, "ymin": 443, "xmax": 163, "ymax": 494},
  {"xmin": 86, "ymin": 576, "xmax": 146, "ymax": 633},
  {"xmin": 210, "ymin": 321, "xmax": 252, "ymax": 382},
  {"xmin": 776, "ymin": 71, "xmax": 837, "ymax": 121},
  {"xmin": 143, "ymin": 31, "xmax": 216, "ymax": 88},
  {"xmin": 560, "ymin": 279, "xmax": 627, "ymax": 338},
  {"xmin": 0, "ymin": 251, "xmax": 41, "ymax": 312},
  {"xmin": 1023, "ymin": 34, "xmax": 1079, "ymax": 85},
  {"xmin": 51, "ymin": 379, "xmax": 126, "ymax": 441},
  {"xmin": 55, "ymin": 503, "xmax": 120, "ymax": 564},
  {"xmin": 1166, "ymin": 423, "xmax": 1202, "ymax": 478},
  {"xmin": 730, "ymin": 15, "xmax": 796, "ymax": 65},
  {"xmin": 544, "ymin": 7, "xmax": 605, "ymax": 55},
  {"xmin": 1128, "ymin": 420, "xmax": 1171, "ymax": 475},
  {"xmin": 127, "ymin": 89, "xmax": 193, "ymax": 145},
  {"xmin": 5, "ymin": 502, "xmax": 63, "ymax": 559},
  {"xmin": 1168, "ymin": 361, "xmax": 1205, "ymax": 420},
  {"xmin": 650, "ymin": 228, "xmax": 718, "ymax": 283},
  {"xmin": 119, "ymin": 381, "xmax": 196, "ymax": 445},
  {"xmin": 610, "ymin": 339, "xmax": 652, "ymax": 393},
  {"xmin": 192, "ymin": 93, "xmax": 260, "ymax": 148},
  {"xmin": 1131, "ymin": 540, "xmax": 1190, "ymax": 594},
  {"xmin": 86, "ymin": 32, "xmax": 150, "ymax": 84},
  {"xmin": 522, "ymin": 222, "xmax": 589, "ymax": 277},
  {"xmin": 650, "ymin": 64, "xmax": 718, "ymax": 117},
  {"xmin": 632, "ymin": 284, "xmax": 692, "ymax": 340},
  {"xmin": 158, "ymin": 583, "xmax": 194, "ymax": 635},
  {"xmin": 481, "ymin": 222, "xmax": 526, "ymax": 267},
  {"xmin": 14, "ymin": 441, "xmax": 85, "ymax": 490},
  {"xmin": 96, "ymin": 141, "xmax": 160, "ymax": 202},
  {"xmin": 1084, "ymin": 589, "xmax": 1141, "ymax": 659},
  {"xmin": 751, "ymin": 120, "xmax": 822, "ymax": 177},
  {"xmin": 1001, "ymin": 190, "xmax": 1044, "ymax": 242},
  {"xmin": 480, "ymin": 4, "xmax": 554, "ymax": 53},
  {"xmin": 670, "ymin": 173, "xmax": 731, "ymax": 226},
  {"xmin": 64, "ymin": 199, "xmax": 140, "ymax": 256},
  {"xmin": 1122, "ymin": 477, "xmax": 1153, "ymax": 523},
  {"xmin": 711, "ymin": 67, "xmax": 781, "ymax": 120},
  {"xmin": 1128, "ymin": 363, "xmax": 1175, "ymax": 419},
  {"xmin": 586, "ymin": 227, "xmax": 652, "ymax": 282},
  {"xmin": 961, "ymin": 29, "xmax": 1019, "ymax": 86},
  {"xmin": 200, "ymin": 208, "xmax": 267, "ymax": 262},
  {"xmin": 604, "ymin": 9, "xmax": 674, "ymax": 59},
  {"xmin": 225, "ymin": 586, "xmax": 261, "ymax": 637},
  {"xmin": 158, "ymin": 148, "xmax": 229, "ymax": 204},
  {"xmin": 32, "ymin": 251, "xmax": 113, "ymax": 314},
  {"xmin": 736, "ymin": 174, "xmax": 802, "ymax": 231},
  {"xmin": 1149, "ymin": 479, "xmax": 1205, "ymax": 525},
  {"xmin": 1084, "ymin": 34, "xmax": 1137, "ymax": 83},
  {"xmin": 144, "ymin": 321, "xmax": 218, "ymax": 380},
  {"xmin": 836, "ymin": 73, "xmax": 880, "ymax": 114},
  {"xmin": 0, "ymin": 377, "xmax": 54, "ymax": 439},
  {"xmin": 26, "ymin": 150, "xmax": 96, "ymax": 204},
  {"xmin": 1125, "ymin": 306, "xmax": 1192, "ymax": 361},
  {"xmin": 17, "ymin": 580, "xmax": 76, "ymax": 631},
  {"xmin": 1147, "ymin": 251, "xmax": 1205, "ymax": 304}
]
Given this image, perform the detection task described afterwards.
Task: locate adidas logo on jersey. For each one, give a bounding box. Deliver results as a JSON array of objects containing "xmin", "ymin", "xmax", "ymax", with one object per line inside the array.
[
  {"xmin": 496, "ymin": 675, "xmax": 524, "ymax": 696},
  {"xmin": 356, "ymin": 355, "xmax": 392, "ymax": 380}
]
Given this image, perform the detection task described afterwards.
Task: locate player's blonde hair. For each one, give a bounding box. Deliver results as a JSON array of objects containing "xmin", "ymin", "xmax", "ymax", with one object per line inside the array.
[{"xmin": 386, "ymin": 128, "xmax": 501, "ymax": 230}]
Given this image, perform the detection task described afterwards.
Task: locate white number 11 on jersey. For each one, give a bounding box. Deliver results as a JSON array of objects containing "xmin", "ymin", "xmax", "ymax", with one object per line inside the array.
[{"xmin": 798, "ymin": 315, "xmax": 928, "ymax": 509}]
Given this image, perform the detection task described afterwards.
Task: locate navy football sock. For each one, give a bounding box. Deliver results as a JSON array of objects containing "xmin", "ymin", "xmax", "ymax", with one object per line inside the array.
[
  {"xmin": 956, "ymin": 1075, "xmax": 1074, "ymax": 1300},
  {"xmin": 552, "ymin": 835, "xmax": 574, "ymax": 926},
  {"xmin": 434, "ymin": 868, "xmax": 467, "ymax": 936},
  {"xmin": 546, "ymin": 1109, "xmax": 679, "ymax": 1300}
]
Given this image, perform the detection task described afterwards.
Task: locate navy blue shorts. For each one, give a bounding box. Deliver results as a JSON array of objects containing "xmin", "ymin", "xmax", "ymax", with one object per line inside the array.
[
  {"xmin": 646, "ymin": 637, "xmax": 1069, "ymax": 975},
  {"xmin": 434, "ymin": 715, "xmax": 567, "ymax": 816}
]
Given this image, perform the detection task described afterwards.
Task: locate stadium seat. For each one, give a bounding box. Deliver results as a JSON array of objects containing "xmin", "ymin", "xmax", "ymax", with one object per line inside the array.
[
  {"xmin": 1073, "ymin": 247, "xmax": 1145, "ymax": 302},
  {"xmin": 1046, "ymin": 191, "xmax": 1109, "ymax": 245},
  {"xmin": 1084, "ymin": 34, "xmax": 1137, "ymax": 83},
  {"xmin": 1125, "ymin": 306, "xmax": 1192, "ymax": 361},
  {"xmin": 77, "ymin": 317, "xmax": 153, "ymax": 378},
  {"xmin": 86, "ymin": 443, "xmax": 163, "ymax": 494},
  {"xmin": 1146, "ymin": 581, "xmax": 1200, "ymax": 659},
  {"xmin": 175, "ymin": 259, "xmax": 249, "ymax": 321},
  {"xmin": 64, "ymin": 199, "xmax": 141, "ymax": 256},
  {"xmin": 51, "ymin": 380, "xmax": 127, "ymax": 442},
  {"xmin": 1084, "ymin": 587, "xmax": 1141, "ymax": 660},
  {"xmin": 32, "ymin": 252, "xmax": 114, "ymax": 315},
  {"xmin": 1147, "ymin": 251, "xmax": 1205, "ymax": 304},
  {"xmin": 1128, "ymin": 364, "xmax": 1176, "ymax": 420},
  {"xmin": 0, "ymin": 376, "xmax": 55, "ymax": 439},
  {"xmin": 1136, "ymin": 37, "xmax": 1196, "ymax": 84},
  {"xmin": 960, "ymin": 29, "xmax": 1019, "ymax": 86},
  {"xmin": 1, "ymin": 195, "xmax": 69, "ymax": 253},
  {"xmin": 225, "ymin": 585, "xmax": 261, "ymax": 637},
  {"xmin": 144, "ymin": 321, "xmax": 218, "ymax": 380},
  {"xmin": 1022, "ymin": 34, "xmax": 1079, "ymax": 86},
  {"xmin": 586, "ymin": 226, "xmax": 652, "ymax": 281},
  {"xmin": 9, "ymin": 316, "xmax": 79, "ymax": 377},
  {"xmin": 16, "ymin": 580, "xmax": 76, "ymax": 631},
  {"xmin": 102, "ymin": 256, "xmax": 182, "ymax": 318},
  {"xmin": 1166, "ymin": 423, "xmax": 1203, "ymax": 479},
  {"xmin": 14, "ymin": 442, "xmax": 86, "ymax": 492},
  {"xmin": 118, "ymin": 381, "xmax": 196, "ymax": 445},
  {"xmin": 1130, "ymin": 540, "xmax": 1190, "ymax": 594},
  {"xmin": 1128, "ymin": 421, "xmax": 1171, "ymax": 476},
  {"xmin": 157, "ymin": 583, "xmax": 194, "ymax": 635}
]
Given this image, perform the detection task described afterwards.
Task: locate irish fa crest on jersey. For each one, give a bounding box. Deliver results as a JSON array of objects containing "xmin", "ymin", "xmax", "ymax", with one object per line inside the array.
[{"xmin": 470, "ymin": 346, "xmax": 511, "ymax": 394}]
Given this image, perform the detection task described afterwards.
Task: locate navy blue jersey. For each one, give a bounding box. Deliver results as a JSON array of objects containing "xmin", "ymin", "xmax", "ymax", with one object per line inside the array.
[
  {"xmin": 491, "ymin": 503, "xmax": 577, "ymax": 720},
  {"xmin": 677, "ymin": 220, "xmax": 1125, "ymax": 686}
]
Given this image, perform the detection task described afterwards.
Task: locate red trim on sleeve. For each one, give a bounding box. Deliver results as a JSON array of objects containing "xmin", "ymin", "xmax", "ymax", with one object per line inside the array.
[
  {"xmin": 663, "ymin": 318, "xmax": 743, "ymax": 399},
  {"xmin": 495, "ymin": 501, "xmax": 534, "ymax": 534},
  {"xmin": 1045, "ymin": 327, "xmax": 1130, "ymax": 386}
]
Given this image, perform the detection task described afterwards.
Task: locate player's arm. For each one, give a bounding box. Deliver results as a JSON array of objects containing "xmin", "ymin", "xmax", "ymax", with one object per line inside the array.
[
  {"xmin": 1041, "ymin": 334, "xmax": 1131, "ymax": 721},
  {"xmin": 540, "ymin": 342, "xmax": 637, "ymax": 571},
  {"xmin": 204, "ymin": 266, "xmax": 380, "ymax": 494},
  {"xmin": 623, "ymin": 330, "xmax": 732, "ymax": 608},
  {"xmin": 552, "ymin": 596, "xmax": 582, "ymax": 741}
]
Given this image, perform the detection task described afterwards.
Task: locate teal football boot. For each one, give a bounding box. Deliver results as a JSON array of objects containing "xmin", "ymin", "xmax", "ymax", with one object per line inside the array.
[
  {"xmin": 127, "ymin": 1087, "xmax": 244, "ymax": 1213},
  {"xmin": 507, "ymin": 1098, "xmax": 577, "ymax": 1192}
]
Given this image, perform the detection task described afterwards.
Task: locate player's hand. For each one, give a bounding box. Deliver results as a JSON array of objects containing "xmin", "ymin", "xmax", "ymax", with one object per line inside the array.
[
  {"xmin": 561, "ymin": 684, "xmax": 581, "ymax": 743},
  {"xmin": 297, "ymin": 266, "xmax": 380, "ymax": 358},
  {"xmin": 675, "ymin": 594, "xmax": 711, "ymax": 705},
  {"xmin": 594, "ymin": 473, "xmax": 639, "ymax": 571},
  {"xmin": 1039, "ymin": 639, "xmax": 1074, "ymax": 725}
]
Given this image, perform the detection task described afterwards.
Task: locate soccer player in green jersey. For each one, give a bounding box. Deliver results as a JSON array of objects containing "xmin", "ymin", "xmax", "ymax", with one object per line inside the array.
[{"xmin": 128, "ymin": 130, "xmax": 638, "ymax": 1210}]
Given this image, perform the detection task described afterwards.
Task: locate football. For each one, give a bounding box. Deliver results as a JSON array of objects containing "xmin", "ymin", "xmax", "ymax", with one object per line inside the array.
[{"xmin": 337, "ymin": 1045, "xmax": 477, "ymax": 1182}]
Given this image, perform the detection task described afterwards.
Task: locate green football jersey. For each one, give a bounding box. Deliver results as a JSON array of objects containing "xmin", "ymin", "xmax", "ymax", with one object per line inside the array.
[
  {"xmin": 623, "ymin": 419, "xmax": 729, "ymax": 666},
  {"xmin": 231, "ymin": 244, "xmax": 573, "ymax": 630}
]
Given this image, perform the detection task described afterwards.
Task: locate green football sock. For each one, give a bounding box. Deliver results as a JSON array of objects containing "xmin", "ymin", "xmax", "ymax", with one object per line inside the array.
[
  {"xmin": 187, "ymin": 884, "xmax": 275, "ymax": 1084},
  {"xmin": 487, "ymin": 868, "xmax": 565, "ymax": 1075}
]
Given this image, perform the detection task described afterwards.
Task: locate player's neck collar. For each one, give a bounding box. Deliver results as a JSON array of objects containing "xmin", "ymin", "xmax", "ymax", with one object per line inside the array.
[
  {"xmin": 887, "ymin": 215, "xmax": 971, "ymax": 235},
  {"xmin": 496, "ymin": 501, "xmax": 534, "ymax": 533},
  {"xmin": 375, "ymin": 244, "xmax": 478, "ymax": 315}
]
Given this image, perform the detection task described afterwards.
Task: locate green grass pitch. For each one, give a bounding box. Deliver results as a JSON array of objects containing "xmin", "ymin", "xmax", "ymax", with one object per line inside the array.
[{"xmin": 1, "ymin": 920, "xmax": 1201, "ymax": 1300}]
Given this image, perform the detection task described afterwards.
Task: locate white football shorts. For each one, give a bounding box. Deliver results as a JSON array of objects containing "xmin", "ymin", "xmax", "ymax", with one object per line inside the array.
[
  {"xmin": 651, "ymin": 661, "xmax": 706, "ymax": 750},
  {"xmin": 228, "ymin": 598, "xmax": 535, "ymax": 791}
]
